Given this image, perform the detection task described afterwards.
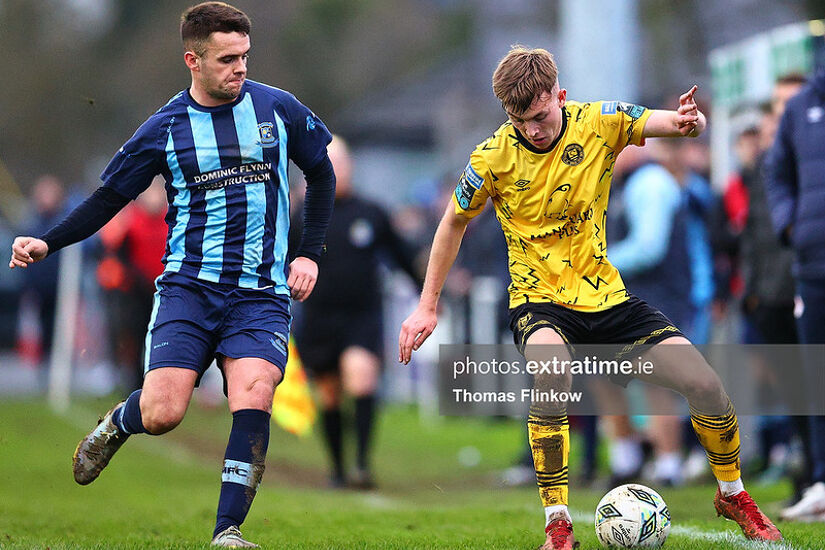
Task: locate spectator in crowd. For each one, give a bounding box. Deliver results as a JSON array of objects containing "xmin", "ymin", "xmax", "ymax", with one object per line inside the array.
[
  {"xmin": 96, "ymin": 176, "xmax": 167, "ymax": 390},
  {"xmin": 0, "ymin": 211, "xmax": 22, "ymax": 350},
  {"xmin": 741, "ymin": 75, "xmax": 805, "ymax": 347},
  {"xmin": 766, "ymin": 66, "xmax": 825, "ymax": 522},
  {"xmin": 682, "ymin": 151, "xmax": 716, "ymax": 346},
  {"xmin": 740, "ymin": 76, "xmax": 807, "ymax": 489},
  {"xmin": 713, "ymin": 133, "xmax": 756, "ymax": 322},
  {"xmin": 23, "ymin": 175, "xmax": 67, "ymax": 362},
  {"xmin": 291, "ymin": 136, "xmax": 420, "ymax": 489}
]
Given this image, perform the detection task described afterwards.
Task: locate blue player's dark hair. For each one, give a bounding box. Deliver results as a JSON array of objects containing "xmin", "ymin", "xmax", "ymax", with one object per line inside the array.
[{"xmin": 180, "ymin": 2, "xmax": 251, "ymax": 55}]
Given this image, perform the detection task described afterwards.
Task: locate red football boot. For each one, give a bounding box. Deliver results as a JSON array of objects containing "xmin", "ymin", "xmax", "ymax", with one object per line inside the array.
[
  {"xmin": 714, "ymin": 488, "xmax": 783, "ymax": 542},
  {"xmin": 538, "ymin": 516, "xmax": 580, "ymax": 550}
]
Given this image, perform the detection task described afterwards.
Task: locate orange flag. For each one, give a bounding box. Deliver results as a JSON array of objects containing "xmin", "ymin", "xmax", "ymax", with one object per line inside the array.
[{"xmin": 272, "ymin": 337, "xmax": 317, "ymax": 436}]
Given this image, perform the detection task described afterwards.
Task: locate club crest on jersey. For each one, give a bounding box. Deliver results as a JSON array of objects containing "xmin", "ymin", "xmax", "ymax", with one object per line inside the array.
[
  {"xmin": 257, "ymin": 122, "xmax": 278, "ymax": 147},
  {"xmin": 561, "ymin": 144, "xmax": 585, "ymax": 166},
  {"xmin": 306, "ymin": 115, "xmax": 317, "ymax": 131}
]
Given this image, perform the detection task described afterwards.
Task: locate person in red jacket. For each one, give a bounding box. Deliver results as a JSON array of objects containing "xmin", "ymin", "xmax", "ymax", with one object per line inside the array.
[{"xmin": 97, "ymin": 176, "xmax": 167, "ymax": 390}]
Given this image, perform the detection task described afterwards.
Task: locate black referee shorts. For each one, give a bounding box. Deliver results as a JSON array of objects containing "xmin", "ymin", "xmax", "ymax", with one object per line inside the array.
[{"xmin": 293, "ymin": 310, "xmax": 383, "ymax": 376}]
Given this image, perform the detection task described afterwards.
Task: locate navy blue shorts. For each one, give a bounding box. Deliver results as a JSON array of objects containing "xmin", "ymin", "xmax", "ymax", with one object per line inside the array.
[{"xmin": 144, "ymin": 272, "xmax": 291, "ymax": 382}]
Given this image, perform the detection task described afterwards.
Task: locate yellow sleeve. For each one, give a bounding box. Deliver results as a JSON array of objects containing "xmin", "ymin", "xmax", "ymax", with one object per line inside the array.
[
  {"xmin": 595, "ymin": 100, "xmax": 653, "ymax": 150},
  {"xmin": 452, "ymin": 152, "xmax": 491, "ymax": 219}
]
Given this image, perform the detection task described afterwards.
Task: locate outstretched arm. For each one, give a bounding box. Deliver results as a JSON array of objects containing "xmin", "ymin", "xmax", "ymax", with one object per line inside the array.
[
  {"xmin": 9, "ymin": 186, "xmax": 131, "ymax": 269},
  {"xmin": 398, "ymin": 203, "xmax": 471, "ymax": 364},
  {"xmin": 643, "ymin": 85, "xmax": 707, "ymax": 138}
]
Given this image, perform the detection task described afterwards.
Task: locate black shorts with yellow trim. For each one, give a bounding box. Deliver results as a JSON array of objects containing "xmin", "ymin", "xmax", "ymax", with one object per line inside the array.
[{"xmin": 508, "ymin": 295, "xmax": 684, "ymax": 385}]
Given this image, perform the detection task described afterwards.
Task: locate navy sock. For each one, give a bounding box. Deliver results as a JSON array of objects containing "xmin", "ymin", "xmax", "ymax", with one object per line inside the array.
[
  {"xmin": 214, "ymin": 409, "xmax": 270, "ymax": 537},
  {"xmin": 113, "ymin": 389, "xmax": 147, "ymax": 435}
]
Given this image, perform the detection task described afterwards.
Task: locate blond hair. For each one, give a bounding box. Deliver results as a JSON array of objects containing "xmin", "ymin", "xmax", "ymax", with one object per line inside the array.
[{"xmin": 492, "ymin": 46, "xmax": 559, "ymax": 115}]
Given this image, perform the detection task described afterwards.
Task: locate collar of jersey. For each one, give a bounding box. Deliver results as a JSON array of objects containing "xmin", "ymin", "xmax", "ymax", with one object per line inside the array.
[
  {"xmin": 183, "ymin": 82, "xmax": 248, "ymax": 112},
  {"xmin": 513, "ymin": 107, "xmax": 568, "ymax": 155}
]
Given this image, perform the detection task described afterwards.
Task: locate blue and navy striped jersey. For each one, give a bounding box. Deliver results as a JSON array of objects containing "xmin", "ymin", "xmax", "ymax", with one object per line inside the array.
[{"xmin": 100, "ymin": 80, "xmax": 332, "ymax": 294}]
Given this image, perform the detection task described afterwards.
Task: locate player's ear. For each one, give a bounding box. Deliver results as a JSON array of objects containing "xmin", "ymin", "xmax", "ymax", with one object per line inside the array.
[
  {"xmin": 557, "ymin": 88, "xmax": 567, "ymax": 108},
  {"xmin": 184, "ymin": 51, "xmax": 200, "ymax": 72}
]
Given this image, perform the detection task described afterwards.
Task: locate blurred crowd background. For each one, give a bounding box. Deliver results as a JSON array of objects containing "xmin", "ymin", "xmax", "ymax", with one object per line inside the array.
[{"xmin": 2, "ymin": 0, "xmax": 825, "ymax": 513}]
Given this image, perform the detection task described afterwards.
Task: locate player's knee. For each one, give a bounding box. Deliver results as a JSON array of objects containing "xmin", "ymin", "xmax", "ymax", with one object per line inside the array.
[
  {"xmin": 243, "ymin": 376, "xmax": 280, "ymax": 410},
  {"xmin": 340, "ymin": 348, "xmax": 380, "ymax": 396},
  {"xmin": 141, "ymin": 404, "xmax": 186, "ymax": 435},
  {"xmin": 533, "ymin": 371, "xmax": 572, "ymax": 392},
  {"xmin": 342, "ymin": 367, "xmax": 378, "ymax": 397},
  {"xmin": 683, "ymin": 372, "xmax": 726, "ymax": 412}
]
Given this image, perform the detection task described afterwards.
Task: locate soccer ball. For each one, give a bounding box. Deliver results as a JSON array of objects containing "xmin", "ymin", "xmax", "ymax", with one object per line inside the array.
[{"xmin": 594, "ymin": 484, "xmax": 671, "ymax": 548}]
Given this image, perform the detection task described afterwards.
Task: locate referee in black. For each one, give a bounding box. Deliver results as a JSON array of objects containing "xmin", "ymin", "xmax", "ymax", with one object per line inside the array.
[{"xmin": 290, "ymin": 135, "xmax": 420, "ymax": 488}]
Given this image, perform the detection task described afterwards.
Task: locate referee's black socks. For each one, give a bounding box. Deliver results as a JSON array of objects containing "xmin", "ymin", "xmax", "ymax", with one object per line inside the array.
[
  {"xmin": 354, "ymin": 396, "xmax": 376, "ymax": 472},
  {"xmin": 321, "ymin": 408, "xmax": 345, "ymax": 482}
]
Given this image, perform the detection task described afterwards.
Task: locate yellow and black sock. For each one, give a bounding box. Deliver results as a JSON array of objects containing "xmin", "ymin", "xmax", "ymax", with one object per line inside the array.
[
  {"xmin": 528, "ymin": 413, "xmax": 569, "ymax": 507},
  {"xmin": 690, "ymin": 399, "xmax": 741, "ymax": 482}
]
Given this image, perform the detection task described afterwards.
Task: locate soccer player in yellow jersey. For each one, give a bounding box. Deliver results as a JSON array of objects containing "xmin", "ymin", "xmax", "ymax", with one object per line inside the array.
[{"xmin": 398, "ymin": 47, "xmax": 782, "ymax": 549}]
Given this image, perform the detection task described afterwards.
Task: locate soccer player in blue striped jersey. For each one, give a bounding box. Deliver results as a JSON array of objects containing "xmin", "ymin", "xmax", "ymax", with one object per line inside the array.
[{"xmin": 9, "ymin": 3, "xmax": 334, "ymax": 547}]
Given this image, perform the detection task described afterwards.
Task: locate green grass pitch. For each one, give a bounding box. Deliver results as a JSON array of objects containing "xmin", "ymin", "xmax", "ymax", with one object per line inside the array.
[{"xmin": 0, "ymin": 397, "xmax": 822, "ymax": 549}]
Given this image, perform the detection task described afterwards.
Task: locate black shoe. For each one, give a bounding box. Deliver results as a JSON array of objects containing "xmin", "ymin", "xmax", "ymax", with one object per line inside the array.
[
  {"xmin": 328, "ymin": 473, "xmax": 347, "ymax": 489},
  {"xmin": 350, "ymin": 469, "xmax": 376, "ymax": 490}
]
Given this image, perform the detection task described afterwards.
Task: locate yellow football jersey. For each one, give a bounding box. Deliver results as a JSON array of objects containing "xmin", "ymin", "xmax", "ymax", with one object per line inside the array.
[{"xmin": 453, "ymin": 100, "xmax": 652, "ymax": 311}]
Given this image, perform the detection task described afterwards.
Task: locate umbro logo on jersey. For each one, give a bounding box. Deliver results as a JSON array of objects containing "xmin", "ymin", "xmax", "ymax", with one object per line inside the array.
[
  {"xmin": 257, "ymin": 122, "xmax": 279, "ymax": 148},
  {"xmin": 514, "ymin": 179, "xmax": 532, "ymax": 191}
]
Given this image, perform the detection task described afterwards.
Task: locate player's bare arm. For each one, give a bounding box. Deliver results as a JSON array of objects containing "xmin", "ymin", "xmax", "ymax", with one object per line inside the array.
[
  {"xmin": 642, "ymin": 85, "xmax": 707, "ymax": 138},
  {"xmin": 9, "ymin": 236, "xmax": 49, "ymax": 269},
  {"xmin": 287, "ymin": 256, "xmax": 319, "ymax": 302},
  {"xmin": 398, "ymin": 203, "xmax": 471, "ymax": 364}
]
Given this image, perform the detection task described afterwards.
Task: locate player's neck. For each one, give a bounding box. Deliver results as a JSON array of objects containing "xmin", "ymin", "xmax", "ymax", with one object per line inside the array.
[{"xmin": 189, "ymin": 83, "xmax": 236, "ymax": 108}]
